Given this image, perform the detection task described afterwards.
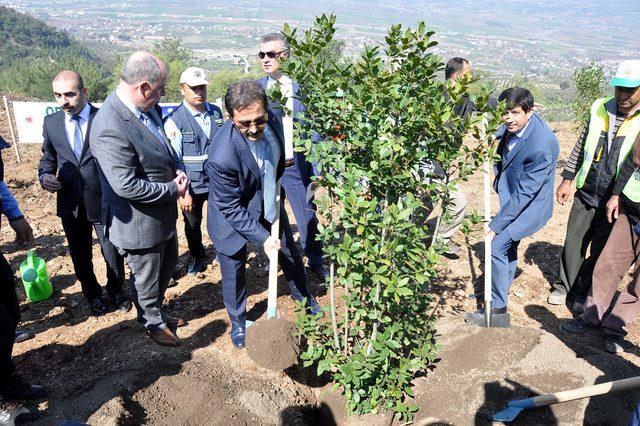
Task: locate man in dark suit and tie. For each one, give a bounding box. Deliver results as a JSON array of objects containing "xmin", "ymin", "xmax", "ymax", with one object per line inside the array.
[
  {"xmin": 38, "ymin": 70, "xmax": 130, "ymax": 316},
  {"xmin": 205, "ymin": 80, "xmax": 321, "ymax": 349},
  {"xmin": 91, "ymin": 52, "xmax": 189, "ymax": 347},
  {"xmin": 258, "ymin": 32, "xmax": 327, "ymax": 280},
  {"xmin": 468, "ymin": 87, "xmax": 558, "ymax": 324}
]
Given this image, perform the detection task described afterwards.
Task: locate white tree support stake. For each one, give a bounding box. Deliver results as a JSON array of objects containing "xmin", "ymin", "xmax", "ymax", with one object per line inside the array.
[
  {"xmin": 266, "ymin": 180, "xmax": 282, "ymax": 319},
  {"xmin": 2, "ymin": 95, "xmax": 21, "ymax": 163}
]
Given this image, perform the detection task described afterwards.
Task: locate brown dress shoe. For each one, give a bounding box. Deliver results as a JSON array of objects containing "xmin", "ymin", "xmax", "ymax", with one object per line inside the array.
[
  {"xmin": 147, "ymin": 327, "xmax": 181, "ymax": 347},
  {"xmin": 165, "ymin": 315, "xmax": 187, "ymax": 328}
]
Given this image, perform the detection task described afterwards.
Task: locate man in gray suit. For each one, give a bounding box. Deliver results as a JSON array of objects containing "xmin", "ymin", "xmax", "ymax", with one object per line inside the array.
[{"xmin": 91, "ymin": 51, "xmax": 189, "ymax": 347}]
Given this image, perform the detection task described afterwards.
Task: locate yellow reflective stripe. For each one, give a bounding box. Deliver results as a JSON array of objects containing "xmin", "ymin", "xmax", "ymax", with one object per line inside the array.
[
  {"xmin": 620, "ymin": 115, "xmax": 640, "ymax": 202},
  {"xmin": 575, "ymin": 97, "xmax": 611, "ymax": 188}
]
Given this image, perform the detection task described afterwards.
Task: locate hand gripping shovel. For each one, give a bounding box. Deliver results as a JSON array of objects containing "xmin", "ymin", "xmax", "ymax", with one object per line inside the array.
[{"xmin": 493, "ymin": 375, "xmax": 640, "ymax": 422}]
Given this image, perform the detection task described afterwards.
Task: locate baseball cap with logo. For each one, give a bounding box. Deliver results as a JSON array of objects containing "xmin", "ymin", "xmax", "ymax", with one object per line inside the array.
[
  {"xmin": 611, "ymin": 60, "xmax": 640, "ymax": 88},
  {"xmin": 180, "ymin": 67, "xmax": 209, "ymax": 86}
]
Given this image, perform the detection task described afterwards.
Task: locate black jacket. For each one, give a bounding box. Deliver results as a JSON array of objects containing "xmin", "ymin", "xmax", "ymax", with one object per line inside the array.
[{"xmin": 38, "ymin": 104, "xmax": 103, "ymax": 222}]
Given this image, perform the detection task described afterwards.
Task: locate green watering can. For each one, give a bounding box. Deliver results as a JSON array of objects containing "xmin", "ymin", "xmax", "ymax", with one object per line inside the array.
[{"xmin": 19, "ymin": 250, "xmax": 52, "ymax": 302}]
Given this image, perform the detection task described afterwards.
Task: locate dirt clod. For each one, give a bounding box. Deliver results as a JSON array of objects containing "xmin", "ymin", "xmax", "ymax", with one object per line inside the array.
[
  {"xmin": 246, "ymin": 317, "xmax": 299, "ymax": 371},
  {"xmin": 86, "ymin": 396, "xmax": 132, "ymax": 426}
]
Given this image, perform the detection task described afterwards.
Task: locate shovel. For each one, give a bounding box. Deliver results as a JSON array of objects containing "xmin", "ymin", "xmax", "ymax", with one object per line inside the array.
[
  {"xmin": 245, "ymin": 180, "xmax": 300, "ymax": 371},
  {"xmin": 266, "ymin": 179, "xmax": 282, "ymax": 319},
  {"xmin": 493, "ymin": 375, "xmax": 640, "ymax": 422},
  {"xmin": 465, "ymin": 160, "xmax": 509, "ymax": 328}
]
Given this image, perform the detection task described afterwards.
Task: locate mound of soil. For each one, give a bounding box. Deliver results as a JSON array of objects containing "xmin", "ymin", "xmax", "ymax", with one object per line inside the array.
[{"xmin": 246, "ymin": 317, "xmax": 299, "ymax": 371}]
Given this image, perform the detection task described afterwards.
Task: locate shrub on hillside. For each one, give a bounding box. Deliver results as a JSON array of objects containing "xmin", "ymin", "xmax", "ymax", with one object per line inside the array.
[{"xmin": 572, "ymin": 63, "xmax": 606, "ymax": 130}]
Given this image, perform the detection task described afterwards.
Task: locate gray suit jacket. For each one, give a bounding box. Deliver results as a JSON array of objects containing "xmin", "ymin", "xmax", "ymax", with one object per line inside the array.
[{"xmin": 90, "ymin": 91, "xmax": 179, "ymax": 250}]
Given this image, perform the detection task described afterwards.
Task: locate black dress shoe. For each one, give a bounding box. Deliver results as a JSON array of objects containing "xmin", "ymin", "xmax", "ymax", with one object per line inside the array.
[
  {"xmin": 187, "ymin": 257, "xmax": 207, "ymax": 276},
  {"xmin": 14, "ymin": 328, "xmax": 34, "ymax": 343},
  {"xmin": 230, "ymin": 324, "xmax": 245, "ymax": 349},
  {"xmin": 109, "ymin": 291, "xmax": 132, "ymax": 313},
  {"xmin": 1, "ymin": 374, "xmax": 47, "ymax": 401},
  {"xmin": 604, "ymin": 334, "xmax": 625, "ymax": 354},
  {"xmin": 89, "ymin": 298, "xmax": 108, "ymax": 316}
]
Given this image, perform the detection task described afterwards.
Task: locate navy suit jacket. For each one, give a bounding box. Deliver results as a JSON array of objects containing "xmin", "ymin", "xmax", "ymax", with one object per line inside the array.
[
  {"xmin": 489, "ymin": 113, "xmax": 559, "ymax": 241},
  {"xmin": 205, "ymin": 110, "xmax": 286, "ymax": 256},
  {"xmin": 258, "ymin": 76, "xmax": 316, "ymax": 187},
  {"xmin": 38, "ymin": 104, "xmax": 103, "ymax": 222}
]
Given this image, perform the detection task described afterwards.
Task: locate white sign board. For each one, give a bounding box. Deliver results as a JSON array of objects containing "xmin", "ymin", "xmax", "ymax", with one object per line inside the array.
[{"xmin": 11, "ymin": 102, "xmax": 182, "ymax": 144}]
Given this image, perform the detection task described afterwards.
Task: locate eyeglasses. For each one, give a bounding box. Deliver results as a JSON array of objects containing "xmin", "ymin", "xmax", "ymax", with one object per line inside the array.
[
  {"xmin": 234, "ymin": 116, "xmax": 268, "ymax": 129},
  {"xmin": 258, "ymin": 50, "xmax": 286, "ymax": 59}
]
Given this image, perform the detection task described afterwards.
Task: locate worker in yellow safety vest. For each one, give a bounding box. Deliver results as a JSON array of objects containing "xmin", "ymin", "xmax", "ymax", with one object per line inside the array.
[{"xmin": 551, "ymin": 60, "xmax": 640, "ymax": 315}]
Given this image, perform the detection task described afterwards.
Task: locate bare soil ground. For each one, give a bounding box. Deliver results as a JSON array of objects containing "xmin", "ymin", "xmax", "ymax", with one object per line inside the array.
[{"xmin": 1, "ymin": 99, "xmax": 639, "ymax": 425}]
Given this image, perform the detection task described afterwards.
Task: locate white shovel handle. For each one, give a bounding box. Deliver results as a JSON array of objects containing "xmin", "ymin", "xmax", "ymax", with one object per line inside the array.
[
  {"xmin": 533, "ymin": 375, "xmax": 640, "ymax": 407},
  {"xmin": 483, "ymin": 160, "xmax": 492, "ymax": 325},
  {"xmin": 266, "ymin": 180, "xmax": 282, "ymax": 319}
]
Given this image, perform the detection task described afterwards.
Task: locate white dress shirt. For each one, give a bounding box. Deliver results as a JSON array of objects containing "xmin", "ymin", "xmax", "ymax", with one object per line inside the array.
[
  {"xmin": 267, "ymin": 75, "xmax": 294, "ymax": 160},
  {"xmin": 507, "ymin": 119, "xmax": 531, "ymax": 151},
  {"xmin": 64, "ymin": 102, "xmax": 90, "ymax": 154}
]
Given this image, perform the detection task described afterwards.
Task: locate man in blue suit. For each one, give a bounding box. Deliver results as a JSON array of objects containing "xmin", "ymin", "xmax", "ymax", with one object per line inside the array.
[
  {"xmin": 257, "ymin": 32, "xmax": 327, "ymax": 280},
  {"xmin": 470, "ymin": 87, "xmax": 558, "ymax": 321},
  {"xmin": 205, "ymin": 80, "xmax": 321, "ymax": 349}
]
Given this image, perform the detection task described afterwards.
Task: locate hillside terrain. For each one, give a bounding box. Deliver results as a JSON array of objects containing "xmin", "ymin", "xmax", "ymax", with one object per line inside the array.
[
  {"xmin": 1, "ymin": 96, "xmax": 639, "ymax": 424},
  {"xmin": 0, "ymin": 6, "xmax": 113, "ymax": 100}
]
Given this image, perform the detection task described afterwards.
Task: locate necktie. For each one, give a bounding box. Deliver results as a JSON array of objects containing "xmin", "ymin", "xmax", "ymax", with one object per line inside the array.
[
  {"xmin": 262, "ymin": 137, "xmax": 277, "ymax": 223},
  {"xmin": 140, "ymin": 112, "xmax": 166, "ymax": 144},
  {"xmin": 70, "ymin": 115, "xmax": 83, "ymax": 160}
]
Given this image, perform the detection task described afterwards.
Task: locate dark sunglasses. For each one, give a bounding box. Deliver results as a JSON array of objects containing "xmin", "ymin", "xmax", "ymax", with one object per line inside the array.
[
  {"xmin": 235, "ymin": 116, "xmax": 268, "ymax": 129},
  {"xmin": 258, "ymin": 50, "xmax": 286, "ymax": 59}
]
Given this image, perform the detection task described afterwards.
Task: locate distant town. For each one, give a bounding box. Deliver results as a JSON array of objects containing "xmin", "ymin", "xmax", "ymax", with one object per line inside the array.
[{"xmin": 2, "ymin": 0, "xmax": 637, "ymax": 81}]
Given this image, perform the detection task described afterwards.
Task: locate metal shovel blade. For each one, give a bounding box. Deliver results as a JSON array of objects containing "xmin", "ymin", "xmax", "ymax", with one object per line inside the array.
[
  {"xmin": 465, "ymin": 311, "xmax": 511, "ymax": 328},
  {"xmin": 492, "ymin": 398, "xmax": 535, "ymax": 422}
]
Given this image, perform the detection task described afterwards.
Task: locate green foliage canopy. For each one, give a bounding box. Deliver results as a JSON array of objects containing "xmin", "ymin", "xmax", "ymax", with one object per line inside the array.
[{"xmin": 277, "ymin": 15, "xmax": 501, "ymax": 420}]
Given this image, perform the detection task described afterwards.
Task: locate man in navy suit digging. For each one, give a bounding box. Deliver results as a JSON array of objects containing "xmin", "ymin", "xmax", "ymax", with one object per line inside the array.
[
  {"xmin": 205, "ymin": 80, "xmax": 321, "ymax": 349},
  {"xmin": 468, "ymin": 87, "xmax": 559, "ymax": 325}
]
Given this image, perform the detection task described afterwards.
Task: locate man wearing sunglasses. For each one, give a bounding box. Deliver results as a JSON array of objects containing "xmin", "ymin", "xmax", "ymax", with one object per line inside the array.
[
  {"xmin": 205, "ymin": 80, "xmax": 321, "ymax": 349},
  {"xmin": 257, "ymin": 32, "xmax": 327, "ymax": 281}
]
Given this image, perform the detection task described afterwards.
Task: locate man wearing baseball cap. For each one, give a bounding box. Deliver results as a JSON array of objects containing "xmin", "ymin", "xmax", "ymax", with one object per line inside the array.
[
  {"xmin": 165, "ymin": 67, "xmax": 224, "ymax": 275},
  {"xmin": 551, "ymin": 60, "xmax": 640, "ymax": 315},
  {"xmin": 561, "ymin": 60, "xmax": 640, "ymax": 353}
]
